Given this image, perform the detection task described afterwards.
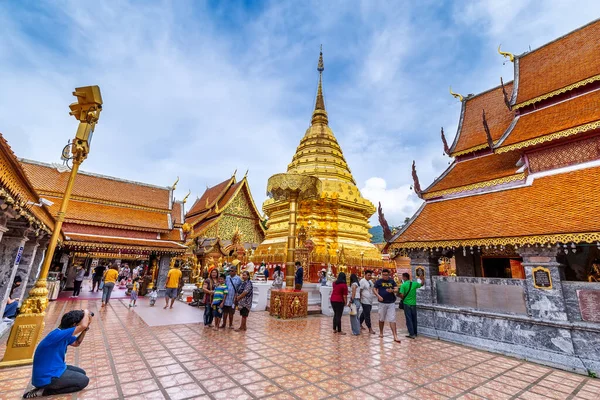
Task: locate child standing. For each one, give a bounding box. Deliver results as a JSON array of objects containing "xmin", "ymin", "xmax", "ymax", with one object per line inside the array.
[
  {"xmin": 212, "ymin": 274, "xmax": 228, "ymax": 331},
  {"xmin": 148, "ymin": 288, "xmax": 158, "ymax": 306},
  {"xmin": 129, "ymin": 278, "xmax": 140, "ymax": 308}
]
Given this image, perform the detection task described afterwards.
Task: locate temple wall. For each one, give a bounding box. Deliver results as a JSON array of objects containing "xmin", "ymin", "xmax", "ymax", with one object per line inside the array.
[{"xmin": 408, "ymin": 249, "xmax": 600, "ymax": 375}]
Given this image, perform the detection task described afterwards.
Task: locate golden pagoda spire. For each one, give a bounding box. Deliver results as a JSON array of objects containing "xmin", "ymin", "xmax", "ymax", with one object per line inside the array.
[{"xmin": 311, "ymin": 45, "xmax": 328, "ymax": 126}]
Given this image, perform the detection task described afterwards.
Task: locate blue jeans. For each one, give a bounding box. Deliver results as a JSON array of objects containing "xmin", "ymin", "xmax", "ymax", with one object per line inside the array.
[
  {"xmin": 3, "ymin": 302, "xmax": 18, "ymax": 319},
  {"xmin": 350, "ymin": 298, "xmax": 361, "ymax": 335},
  {"xmin": 102, "ymin": 282, "xmax": 115, "ymax": 304},
  {"xmin": 404, "ymin": 305, "xmax": 418, "ymax": 336}
]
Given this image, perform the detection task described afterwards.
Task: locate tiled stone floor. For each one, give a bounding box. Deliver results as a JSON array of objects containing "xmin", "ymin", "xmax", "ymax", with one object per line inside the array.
[{"xmin": 0, "ymin": 299, "xmax": 598, "ymax": 400}]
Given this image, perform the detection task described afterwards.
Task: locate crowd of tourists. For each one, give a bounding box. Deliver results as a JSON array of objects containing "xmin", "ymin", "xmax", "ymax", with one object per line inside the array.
[
  {"xmin": 20, "ymin": 260, "xmax": 421, "ymax": 398},
  {"xmin": 330, "ymin": 268, "xmax": 423, "ymax": 342}
]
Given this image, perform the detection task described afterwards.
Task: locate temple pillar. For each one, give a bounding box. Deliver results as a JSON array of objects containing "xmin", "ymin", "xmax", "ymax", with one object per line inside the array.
[
  {"xmin": 0, "ymin": 229, "xmax": 30, "ymax": 319},
  {"xmin": 10, "ymin": 235, "xmax": 41, "ymax": 303},
  {"xmin": 24, "ymin": 240, "xmax": 48, "ymax": 302},
  {"xmin": 157, "ymin": 255, "xmax": 172, "ymax": 296},
  {"xmin": 409, "ymin": 249, "xmax": 442, "ymax": 305},
  {"xmin": 518, "ymin": 246, "xmax": 568, "ymax": 321}
]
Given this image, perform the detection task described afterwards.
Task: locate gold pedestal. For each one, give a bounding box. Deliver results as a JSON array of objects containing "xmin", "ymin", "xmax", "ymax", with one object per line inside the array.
[
  {"xmin": 0, "ymin": 279, "xmax": 49, "ymax": 368},
  {"xmin": 269, "ymin": 289, "xmax": 308, "ymax": 319},
  {"xmin": 0, "ymin": 314, "xmax": 45, "ymax": 367}
]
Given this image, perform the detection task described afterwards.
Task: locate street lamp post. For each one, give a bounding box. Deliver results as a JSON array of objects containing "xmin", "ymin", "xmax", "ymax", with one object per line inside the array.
[{"xmin": 0, "ymin": 86, "xmax": 102, "ymax": 367}]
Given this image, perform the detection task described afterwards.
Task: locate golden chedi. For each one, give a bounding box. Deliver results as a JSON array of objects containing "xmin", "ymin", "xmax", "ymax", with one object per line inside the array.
[{"xmin": 255, "ymin": 49, "xmax": 381, "ymax": 273}]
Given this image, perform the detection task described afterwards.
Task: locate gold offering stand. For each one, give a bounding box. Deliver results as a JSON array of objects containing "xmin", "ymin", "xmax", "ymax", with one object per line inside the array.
[{"xmin": 270, "ymin": 289, "xmax": 308, "ymax": 319}]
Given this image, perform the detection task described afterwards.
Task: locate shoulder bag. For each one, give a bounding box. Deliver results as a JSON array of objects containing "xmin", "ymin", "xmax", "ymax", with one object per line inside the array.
[{"xmin": 399, "ymin": 282, "xmax": 412, "ymax": 310}]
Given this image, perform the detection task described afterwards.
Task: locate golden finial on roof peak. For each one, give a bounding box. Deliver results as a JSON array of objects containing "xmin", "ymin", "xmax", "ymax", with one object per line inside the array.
[
  {"xmin": 498, "ymin": 44, "xmax": 515, "ymax": 62},
  {"xmin": 172, "ymin": 176, "xmax": 180, "ymax": 190},
  {"xmin": 182, "ymin": 190, "xmax": 191, "ymax": 204}
]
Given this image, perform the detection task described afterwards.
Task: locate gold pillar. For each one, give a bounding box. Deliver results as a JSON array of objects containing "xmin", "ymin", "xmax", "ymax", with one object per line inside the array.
[
  {"xmin": 0, "ymin": 85, "xmax": 101, "ymax": 368},
  {"xmin": 285, "ymin": 192, "xmax": 299, "ymax": 288}
]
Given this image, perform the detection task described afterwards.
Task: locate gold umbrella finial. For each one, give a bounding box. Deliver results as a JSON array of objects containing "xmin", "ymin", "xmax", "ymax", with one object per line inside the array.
[{"xmin": 312, "ymin": 46, "xmax": 328, "ymax": 125}]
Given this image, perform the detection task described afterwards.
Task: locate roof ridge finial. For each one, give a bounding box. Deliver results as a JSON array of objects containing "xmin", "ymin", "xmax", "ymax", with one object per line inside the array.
[
  {"xmin": 498, "ymin": 44, "xmax": 515, "ymax": 63},
  {"xmin": 311, "ymin": 45, "xmax": 328, "ymax": 125}
]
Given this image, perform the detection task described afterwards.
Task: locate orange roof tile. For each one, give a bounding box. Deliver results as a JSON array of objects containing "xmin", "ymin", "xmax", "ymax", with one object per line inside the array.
[
  {"xmin": 498, "ymin": 89, "xmax": 600, "ymax": 152},
  {"xmin": 513, "ymin": 19, "xmax": 600, "ymax": 107},
  {"xmin": 65, "ymin": 233, "xmax": 186, "ymax": 250},
  {"xmin": 161, "ymin": 228, "xmax": 183, "ymax": 242},
  {"xmin": 171, "ymin": 201, "xmax": 183, "ymax": 225},
  {"xmin": 0, "ymin": 134, "xmax": 55, "ymax": 231},
  {"xmin": 393, "ymin": 166, "xmax": 600, "ymax": 246},
  {"xmin": 21, "ymin": 160, "xmax": 170, "ymax": 210},
  {"xmin": 425, "ymin": 151, "xmax": 523, "ymax": 195},
  {"xmin": 450, "ymin": 83, "xmax": 514, "ymax": 156},
  {"xmin": 45, "ymin": 196, "xmax": 170, "ymax": 231},
  {"xmin": 187, "ymin": 178, "xmax": 233, "ymax": 217}
]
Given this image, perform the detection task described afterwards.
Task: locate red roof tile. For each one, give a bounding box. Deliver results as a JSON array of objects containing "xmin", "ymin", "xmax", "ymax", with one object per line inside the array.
[
  {"xmin": 450, "ymin": 83, "xmax": 514, "ymax": 156},
  {"xmin": 45, "ymin": 196, "xmax": 170, "ymax": 231},
  {"xmin": 187, "ymin": 178, "xmax": 233, "ymax": 217},
  {"xmin": 393, "ymin": 166, "xmax": 600, "ymax": 245},
  {"xmin": 172, "ymin": 201, "xmax": 183, "ymax": 225},
  {"xmin": 498, "ymin": 89, "xmax": 600, "ymax": 152},
  {"xmin": 514, "ymin": 20, "xmax": 600, "ymax": 107},
  {"xmin": 21, "ymin": 161, "xmax": 170, "ymax": 210},
  {"xmin": 425, "ymin": 151, "xmax": 523, "ymax": 195}
]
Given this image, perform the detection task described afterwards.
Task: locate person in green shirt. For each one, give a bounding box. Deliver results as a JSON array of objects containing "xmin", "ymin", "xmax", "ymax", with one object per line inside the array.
[{"xmin": 398, "ymin": 272, "xmax": 424, "ymax": 339}]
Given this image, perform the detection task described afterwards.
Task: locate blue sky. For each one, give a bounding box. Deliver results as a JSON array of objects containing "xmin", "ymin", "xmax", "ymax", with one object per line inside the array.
[{"xmin": 1, "ymin": 1, "xmax": 599, "ymax": 225}]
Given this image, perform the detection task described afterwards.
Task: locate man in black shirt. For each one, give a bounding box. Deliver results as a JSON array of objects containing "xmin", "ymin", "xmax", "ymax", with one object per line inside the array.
[
  {"xmin": 90, "ymin": 263, "xmax": 106, "ymax": 292},
  {"xmin": 373, "ymin": 269, "xmax": 401, "ymax": 343}
]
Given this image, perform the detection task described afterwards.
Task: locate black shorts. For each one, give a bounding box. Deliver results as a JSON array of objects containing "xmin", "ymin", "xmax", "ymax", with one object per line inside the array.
[
  {"xmin": 223, "ymin": 305, "xmax": 234, "ymax": 315},
  {"xmin": 239, "ymin": 307, "xmax": 250, "ymax": 317}
]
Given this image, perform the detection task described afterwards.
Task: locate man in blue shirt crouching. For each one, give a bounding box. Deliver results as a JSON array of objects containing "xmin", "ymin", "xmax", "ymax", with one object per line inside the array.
[{"xmin": 23, "ymin": 309, "xmax": 92, "ymax": 398}]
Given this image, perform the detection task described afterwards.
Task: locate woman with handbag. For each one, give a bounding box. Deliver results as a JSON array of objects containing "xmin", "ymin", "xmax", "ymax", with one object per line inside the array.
[
  {"xmin": 330, "ymin": 272, "xmax": 348, "ymax": 335},
  {"xmin": 348, "ymin": 274, "xmax": 361, "ymax": 335}
]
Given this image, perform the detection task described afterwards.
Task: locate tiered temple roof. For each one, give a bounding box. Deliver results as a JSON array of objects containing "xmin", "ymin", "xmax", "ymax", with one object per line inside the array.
[
  {"xmin": 20, "ymin": 160, "xmax": 186, "ymax": 256},
  {"xmin": 185, "ymin": 175, "xmax": 265, "ymax": 247},
  {"xmin": 389, "ymin": 19, "xmax": 600, "ymax": 252}
]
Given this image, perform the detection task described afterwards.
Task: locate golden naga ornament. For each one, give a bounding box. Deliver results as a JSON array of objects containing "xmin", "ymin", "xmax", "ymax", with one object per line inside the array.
[
  {"xmin": 449, "ymin": 86, "xmax": 464, "ymax": 102},
  {"xmin": 497, "ymin": 44, "xmax": 515, "ymax": 62}
]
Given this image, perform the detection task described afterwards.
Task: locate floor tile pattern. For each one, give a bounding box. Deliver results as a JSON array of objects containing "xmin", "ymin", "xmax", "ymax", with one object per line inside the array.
[{"xmin": 0, "ymin": 299, "xmax": 598, "ymax": 400}]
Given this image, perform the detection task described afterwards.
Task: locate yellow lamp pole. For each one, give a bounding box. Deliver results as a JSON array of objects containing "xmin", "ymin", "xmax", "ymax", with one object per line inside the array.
[{"xmin": 0, "ymin": 86, "xmax": 102, "ymax": 367}]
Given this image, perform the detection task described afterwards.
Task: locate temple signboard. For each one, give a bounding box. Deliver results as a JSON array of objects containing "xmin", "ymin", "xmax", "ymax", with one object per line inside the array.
[
  {"xmin": 532, "ymin": 266, "xmax": 552, "ymax": 290},
  {"xmin": 577, "ymin": 290, "xmax": 600, "ymax": 323}
]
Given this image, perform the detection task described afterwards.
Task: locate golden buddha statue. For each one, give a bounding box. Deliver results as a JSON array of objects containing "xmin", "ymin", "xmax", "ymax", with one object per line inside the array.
[{"xmin": 588, "ymin": 263, "xmax": 600, "ymax": 282}]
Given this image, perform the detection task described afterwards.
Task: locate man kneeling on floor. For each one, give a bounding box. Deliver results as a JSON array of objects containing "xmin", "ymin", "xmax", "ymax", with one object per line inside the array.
[{"xmin": 23, "ymin": 309, "xmax": 92, "ymax": 398}]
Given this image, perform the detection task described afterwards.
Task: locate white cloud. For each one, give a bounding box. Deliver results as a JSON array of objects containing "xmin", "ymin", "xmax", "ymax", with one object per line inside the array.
[
  {"xmin": 0, "ymin": 1, "xmax": 598, "ymax": 229},
  {"xmin": 360, "ymin": 177, "xmax": 420, "ymax": 226}
]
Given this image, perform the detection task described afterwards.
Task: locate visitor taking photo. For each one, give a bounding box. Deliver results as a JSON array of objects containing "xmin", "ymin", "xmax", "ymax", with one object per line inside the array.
[{"xmin": 23, "ymin": 309, "xmax": 92, "ymax": 398}]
